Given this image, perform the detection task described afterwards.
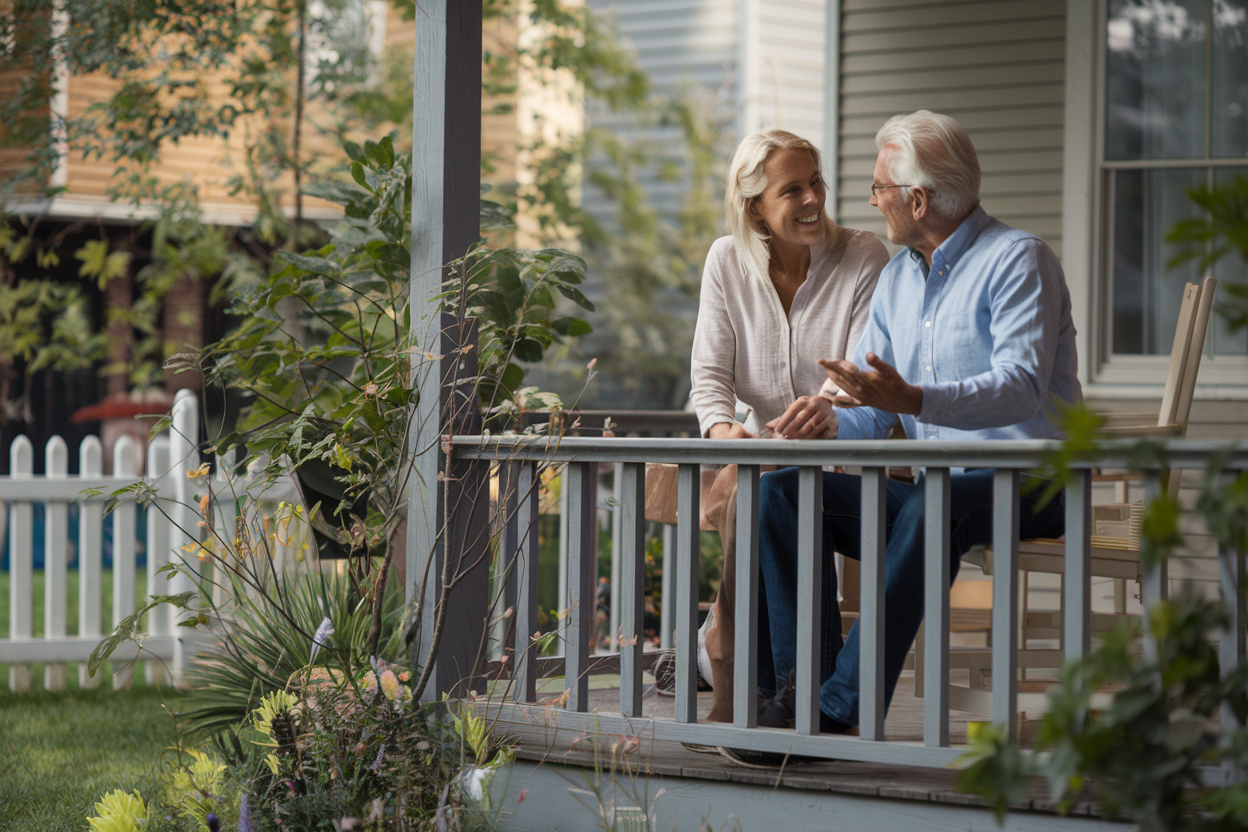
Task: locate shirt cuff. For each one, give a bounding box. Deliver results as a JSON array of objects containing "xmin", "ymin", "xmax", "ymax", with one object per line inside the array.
[
  {"xmin": 835, "ymin": 407, "xmax": 867, "ymax": 440},
  {"xmin": 917, "ymin": 382, "xmax": 957, "ymax": 424},
  {"xmin": 698, "ymin": 409, "xmax": 739, "ymax": 438}
]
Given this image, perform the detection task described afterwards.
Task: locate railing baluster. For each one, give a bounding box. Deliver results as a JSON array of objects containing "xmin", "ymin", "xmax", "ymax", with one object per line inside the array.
[
  {"xmin": 45, "ymin": 436, "xmax": 68, "ymax": 691},
  {"xmin": 609, "ymin": 462, "xmax": 623, "ymax": 652},
  {"xmin": 992, "ymin": 468, "xmax": 1020, "ymax": 738},
  {"xmin": 923, "ymin": 468, "xmax": 950, "ymax": 747},
  {"xmin": 564, "ymin": 461, "xmax": 597, "ymax": 712},
  {"xmin": 1141, "ymin": 471, "xmax": 1166, "ymax": 664},
  {"xmin": 78, "ymin": 437, "xmax": 103, "ymax": 690},
  {"xmin": 491, "ymin": 462, "xmax": 519, "ymax": 663},
  {"xmin": 112, "ymin": 437, "xmax": 139, "ymax": 689},
  {"xmin": 860, "ymin": 466, "xmax": 886, "ymax": 741},
  {"xmin": 1064, "ymin": 468, "xmax": 1092, "ymax": 661},
  {"xmin": 674, "ymin": 463, "xmax": 701, "ymax": 723},
  {"xmin": 618, "ymin": 463, "xmax": 645, "ymax": 717},
  {"xmin": 513, "ymin": 462, "xmax": 540, "ymax": 704},
  {"xmin": 1219, "ymin": 469, "xmax": 1246, "ymax": 738},
  {"xmin": 733, "ymin": 464, "xmax": 760, "ymax": 728},
  {"xmin": 9, "ymin": 435, "xmax": 33, "ymax": 692},
  {"xmin": 795, "ymin": 466, "xmax": 823, "ymax": 735},
  {"xmin": 146, "ymin": 436, "xmax": 172, "ymax": 686},
  {"xmin": 660, "ymin": 523, "xmax": 675, "ymax": 649}
]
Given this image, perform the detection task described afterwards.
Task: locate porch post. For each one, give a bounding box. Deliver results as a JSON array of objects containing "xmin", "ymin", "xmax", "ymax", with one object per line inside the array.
[{"xmin": 408, "ymin": 0, "xmax": 486, "ymax": 700}]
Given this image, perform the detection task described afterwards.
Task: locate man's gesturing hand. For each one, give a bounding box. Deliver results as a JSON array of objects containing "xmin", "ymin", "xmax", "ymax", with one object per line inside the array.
[{"xmin": 819, "ymin": 353, "xmax": 923, "ymax": 416}]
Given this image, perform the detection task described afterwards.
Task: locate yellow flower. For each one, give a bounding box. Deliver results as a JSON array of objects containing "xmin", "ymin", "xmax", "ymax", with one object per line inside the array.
[
  {"xmin": 87, "ymin": 790, "xmax": 146, "ymax": 832},
  {"xmin": 186, "ymin": 462, "xmax": 211, "ymax": 480}
]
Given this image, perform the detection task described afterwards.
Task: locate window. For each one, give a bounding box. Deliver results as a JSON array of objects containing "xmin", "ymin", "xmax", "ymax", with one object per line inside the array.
[{"xmin": 1097, "ymin": 0, "xmax": 1248, "ymax": 385}]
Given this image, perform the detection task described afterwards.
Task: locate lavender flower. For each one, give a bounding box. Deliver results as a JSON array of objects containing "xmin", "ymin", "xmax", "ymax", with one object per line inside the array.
[
  {"xmin": 371, "ymin": 743, "xmax": 387, "ymax": 773},
  {"xmin": 239, "ymin": 793, "xmax": 253, "ymax": 832}
]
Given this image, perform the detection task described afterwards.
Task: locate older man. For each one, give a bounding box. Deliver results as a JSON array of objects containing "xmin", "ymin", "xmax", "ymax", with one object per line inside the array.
[{"xmin": 753, "ymin": 110, "xmax": 1081, "ymax": 734}]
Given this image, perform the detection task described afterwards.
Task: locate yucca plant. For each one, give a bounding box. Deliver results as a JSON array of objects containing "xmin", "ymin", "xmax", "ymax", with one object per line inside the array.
[{"xmin": 177, "ymin": 567, "xmax": 405, "ymax": 741}]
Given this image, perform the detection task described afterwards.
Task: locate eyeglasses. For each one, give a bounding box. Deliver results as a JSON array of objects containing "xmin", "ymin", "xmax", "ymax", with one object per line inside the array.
[{"xmin": 870, "ymin": 183, "xmax": 913, "ymax": 197}]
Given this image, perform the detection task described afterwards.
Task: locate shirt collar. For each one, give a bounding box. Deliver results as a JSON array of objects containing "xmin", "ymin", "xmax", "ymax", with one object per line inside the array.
[{"xmin": 931, "ymin": 204, "xmax": 989, "ymax": 270}]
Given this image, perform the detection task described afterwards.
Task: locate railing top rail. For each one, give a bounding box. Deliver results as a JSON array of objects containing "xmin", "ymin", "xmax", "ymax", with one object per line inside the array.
[{"xmin": 452, "ymin": 435, "xmax": 1248, "ymax": 470}]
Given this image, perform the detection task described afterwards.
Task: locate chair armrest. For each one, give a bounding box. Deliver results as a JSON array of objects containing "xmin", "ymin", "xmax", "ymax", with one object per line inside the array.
[{"xmin": 1094, "ymin": 422, "xmax": 1184, "ymax": 437}]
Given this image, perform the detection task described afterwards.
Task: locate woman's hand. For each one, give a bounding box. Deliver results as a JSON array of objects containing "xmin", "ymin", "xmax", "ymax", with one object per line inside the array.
[
  {"xmin": 766, "ymin": 395, "xmax": 838, "ymax": 439},
  {"xmin": 708, "ymin": 422, "xmax": 756, "ymax": 440}
]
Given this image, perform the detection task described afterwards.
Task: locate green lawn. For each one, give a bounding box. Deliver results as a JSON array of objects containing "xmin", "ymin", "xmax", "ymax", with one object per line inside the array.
[{"xmin": 0, "ymin": 685, "xmax": 183, "ymax": 832}]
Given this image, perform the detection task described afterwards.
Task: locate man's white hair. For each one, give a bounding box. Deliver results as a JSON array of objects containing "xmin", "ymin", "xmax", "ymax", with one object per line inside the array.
[
  {"xmin": 875, "ymin": 110, "xmax": 980, "ymax": 219},
  {"xmin": 724, "ymin": 129, "xmax": 843, "ymax": 285}
]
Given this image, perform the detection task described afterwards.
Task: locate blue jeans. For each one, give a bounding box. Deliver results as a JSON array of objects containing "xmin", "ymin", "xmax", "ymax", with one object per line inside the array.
[{"xmin": 756, "ymin": 468, "xmax": 1065, "ymax": 726}]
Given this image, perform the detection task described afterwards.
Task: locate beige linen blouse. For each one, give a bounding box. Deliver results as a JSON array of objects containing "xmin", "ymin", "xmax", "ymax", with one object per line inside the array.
[{"xmin": 690, "ymin": 228, "xmax": 888, "ymax": 437}]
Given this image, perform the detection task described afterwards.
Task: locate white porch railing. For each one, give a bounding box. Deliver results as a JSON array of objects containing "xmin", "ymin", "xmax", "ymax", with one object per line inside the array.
[{"xmin": 457, "ymin": 435, "xmax": 1248, "ymax": 769}]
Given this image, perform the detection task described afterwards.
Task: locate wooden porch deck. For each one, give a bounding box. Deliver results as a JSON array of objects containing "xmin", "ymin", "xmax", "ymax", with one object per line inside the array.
[{"xmin": 483, "ymin": 668, "xmax": 1108, "ymax": 820}]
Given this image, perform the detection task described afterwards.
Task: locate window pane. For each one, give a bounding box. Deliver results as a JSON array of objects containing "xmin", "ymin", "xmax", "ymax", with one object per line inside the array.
[
  {"xmin": 1211, "ymin": 167, "xmax": 1248, "ymax": 355},
  {"xmin": 1212, "ymin": 1, "xmax": 1248, "ymax": 157},
  {"xmin": 1111, "ymin": 168, "xmax": 1205, "ymax": 354},
  {"xmin": 1106, "ymin": 0, "xmax": 1208, "ymax": 160}
]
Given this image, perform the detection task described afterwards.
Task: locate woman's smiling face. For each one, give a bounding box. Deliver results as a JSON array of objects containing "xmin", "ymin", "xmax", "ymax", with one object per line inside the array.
[{"xmin": 750, "ymin": 147, "xmax": 826, "ymax": 256}]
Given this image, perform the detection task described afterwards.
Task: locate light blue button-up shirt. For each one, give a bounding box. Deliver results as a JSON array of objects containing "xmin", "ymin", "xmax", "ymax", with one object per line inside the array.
[{"xmin": 836, "ymin": 206, "xmax": 1082, "ymax": 441}]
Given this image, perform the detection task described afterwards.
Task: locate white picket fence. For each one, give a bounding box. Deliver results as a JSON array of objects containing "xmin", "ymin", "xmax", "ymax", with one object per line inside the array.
[{"xmin": 0, "ymin": 390, "xmax": 308, "ymax": 692}]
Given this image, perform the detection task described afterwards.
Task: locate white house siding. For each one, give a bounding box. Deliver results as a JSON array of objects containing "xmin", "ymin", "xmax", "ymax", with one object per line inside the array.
[
  {"xmin": 739, "ymin": 0, "xmax": 828, "ymax": 152},
  {"xmin": 834, "ymin": 0, "xmax": 1067, "ymax": 259}
]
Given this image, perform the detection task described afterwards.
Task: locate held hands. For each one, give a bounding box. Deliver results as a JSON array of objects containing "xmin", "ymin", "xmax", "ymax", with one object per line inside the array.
[
  {"xmin": 819, "ymin": 353, "xmax": 923, "ymax": 416},
  {"xmin": 765, "ymin": 394, "xmax": 838, "ymax": 439}
]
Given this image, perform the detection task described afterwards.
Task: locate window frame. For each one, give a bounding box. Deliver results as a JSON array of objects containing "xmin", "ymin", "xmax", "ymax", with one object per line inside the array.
[{"xmin": 1071, "ymin": 0, "xmax": 1248, "ymax": 399}]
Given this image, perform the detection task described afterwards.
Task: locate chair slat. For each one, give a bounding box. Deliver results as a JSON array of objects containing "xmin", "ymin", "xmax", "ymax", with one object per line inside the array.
[
  {"xmin": 513, "ymin": 462, "xmax": 541, "ymax": 704},
  {"xmin": 618, "ymin": 463, "xmax": 646, "ymax": 717},
  {"xmin": 992, "ymin": 469, "xmax": 1020, "ymax": 737},
  {"xmin": 795, "ymin": 466, "xmax": 824, "ymax": 735},
  {"xmin": 1064, "ymin": 469, "xmax": 1092, "ymax": 662},
  {"xmin": 923, "ymin": 469, "xmax": 950, "ymax": 747},
  {"xmin": 674, "ymin": 463, "xmax": 701, "ymax": 723},
  {"xmin": 733, "ymin": 465, "xmax": 760, "ymax": 729},
  {"xmin": 1158, "ymin": 282, "xmax": 1201, "ymax": 428},
  {"xmin": 564, "ymin": 461, "xmax": 597, "ymax": 712},
  {"xmin": 860, "ymin": 467, "xmax": 887, "ymax": 741}
]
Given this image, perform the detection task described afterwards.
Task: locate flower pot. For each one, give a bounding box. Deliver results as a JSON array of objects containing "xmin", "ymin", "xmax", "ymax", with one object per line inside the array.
[{"xmin": 291, "ymin": 458, "xmax": 370, "ymax": 560}]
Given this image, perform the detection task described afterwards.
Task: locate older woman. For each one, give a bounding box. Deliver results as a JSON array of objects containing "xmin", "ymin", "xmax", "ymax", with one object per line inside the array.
[{"xmin": 653, "ymin": 129, "xmax": 887, "ymax": 724}]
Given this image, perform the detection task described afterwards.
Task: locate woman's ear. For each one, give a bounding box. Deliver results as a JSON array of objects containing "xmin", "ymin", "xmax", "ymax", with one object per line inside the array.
[{"xmin": 748, "ymin": 199, "xmax": 767, "ymax": 232}]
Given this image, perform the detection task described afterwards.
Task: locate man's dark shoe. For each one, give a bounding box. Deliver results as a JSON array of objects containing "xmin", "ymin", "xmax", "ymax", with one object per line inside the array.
[{"xmin": 756, "ymin": 669, "xmax": 857, "ymax": 734}]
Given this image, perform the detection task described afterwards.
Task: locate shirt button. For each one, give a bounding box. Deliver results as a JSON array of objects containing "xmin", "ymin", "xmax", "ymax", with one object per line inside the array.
[
  {"xmin": 925, "ymin": 321, "xmax": 931, "ymax": 327},
  {"xmin": 938, "ymin": 270, "xmax": 944, "ymax": 276},
  {"xmin": 926, "ymin": 366, "xmax": 932, "ymax": 371}
]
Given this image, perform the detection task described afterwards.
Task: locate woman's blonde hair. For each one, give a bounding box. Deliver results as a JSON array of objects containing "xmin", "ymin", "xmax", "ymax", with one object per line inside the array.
[{"xmin": 724, "ymin": 129, "xmax": 842, "ymax": 284}]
